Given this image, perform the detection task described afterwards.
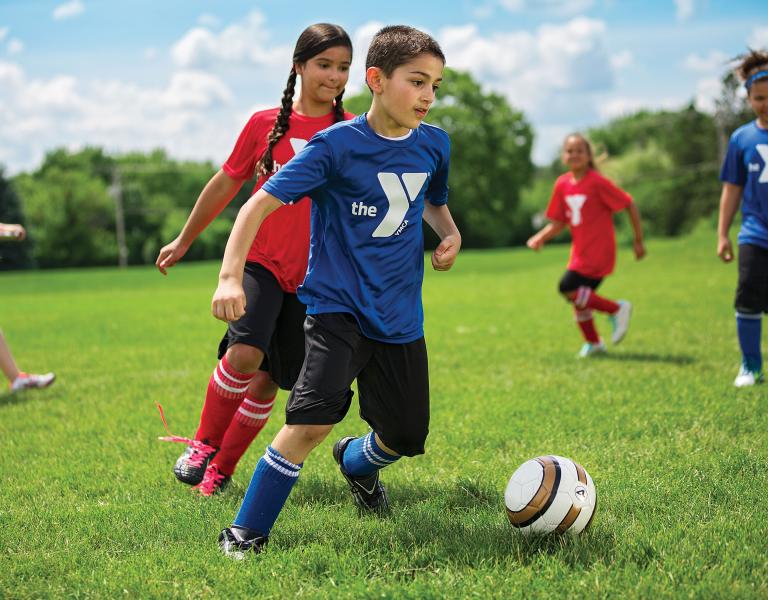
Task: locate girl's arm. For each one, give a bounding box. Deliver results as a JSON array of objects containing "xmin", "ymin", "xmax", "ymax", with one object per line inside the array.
[
  {"xmin": 423, "ymin": 203, "xmax": 461, "ymax": 271},
  {"xmin": 526, "ymin": 220, "xmax": 567, "ymax": 250},
  {"xmin": 212, "ymin": 189, "xmax": 283, "ymax": 322},
  {"xmin": 626, "ymin": 203, "xmax": 646, "ymax": 259},
  {"xmin": 717, "ymin": 182, "xmax": 743, "ymax": 263},
  {"xmin": 156, "ymin": 169, "xmax": 245, "ymax": 275}
]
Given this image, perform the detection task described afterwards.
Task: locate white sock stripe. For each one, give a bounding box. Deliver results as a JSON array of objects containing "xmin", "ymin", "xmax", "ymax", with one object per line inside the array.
[
  {"xmin": 363, "ymin": 435, "xmax": 397, "ymax": 465},
  {"xmin": 575, "ymin": 309, "xmax": 593, "ymax": 322},
  {"xmin": 242, "ymin": 398, "xmax": 275, "ymax": 409},
  {"xmin": 736, "ymin": 312, "xmax": 763, "ymax": 320},
  {"xmin": 263, "ymin": 454, "xmax": 301, "ymax": 477},
  {"xmin": 213, "ymin": 369, "xmax": 250, "ymax": 394},
  {"xmin": 266, "ymin": 447, "xmax": 300, "ymax": 471},
  {"xmin": 218, "ymin": 360, "xmax": 254, "ymax": 384},
  {"xmin": 238, "ymin": 407, "xmax": 272, "ymax": 420}
]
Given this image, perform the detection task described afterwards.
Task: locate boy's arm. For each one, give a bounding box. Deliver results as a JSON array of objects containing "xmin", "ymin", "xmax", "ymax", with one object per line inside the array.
[
  {"xmin": 526, "ymin": 220, "xmax": 567, "ymax": 250},
  {"xmin": 717, "ymin": 182, "xmax": 743, "ymax": 263},
  {"xmin": 626, "ymin": 202, "xmax": 646, "ymax": 260},
  {"xmin": 156, "ymin": 169, "xmax": 245, "ymax": 275},
  {"xmin": 0, "ymin": 223, "xmax": 25, "ymax": 240},
  {"xmin": 212, "ymin": 189, "xmax": 283, "ymax": 321},
  {"xmin": 422, "ymin": 203, "xmax": 461, "ymax": 271}
]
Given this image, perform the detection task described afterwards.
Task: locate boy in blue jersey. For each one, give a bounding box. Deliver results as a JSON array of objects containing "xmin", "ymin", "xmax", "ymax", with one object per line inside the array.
[
  {"xmin": 718, "ymin": 49, "xmax": 768, "ymax": 387},
  {"xmin": 211, "ymin": 25, "xmax": 461, "ymax": 555}
]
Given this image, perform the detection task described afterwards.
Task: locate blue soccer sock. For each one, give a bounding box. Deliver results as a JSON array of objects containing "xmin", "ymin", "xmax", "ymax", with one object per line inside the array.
[
  {"xmin": 233, "ymin": 445, "xmax": 302, "ymax": 536},
  {"xmin": 342, "ymin": 431, "xmax": 400, "ymax": 477},
  {"xmin": 736, "ymin": 312, "xmax": 763, "ymax": 373}
]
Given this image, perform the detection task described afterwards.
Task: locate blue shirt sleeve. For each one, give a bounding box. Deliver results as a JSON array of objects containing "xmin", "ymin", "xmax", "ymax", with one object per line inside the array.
[
  {"xmin": 262, "ymin": 134, "xmax": 335, "ymax": 204},
  {"xmin": 720, "ymin": 133, "xmax": 746, "ymax": 186},
  {"xmin": 425, "ymin": 136, "xmax": 450, "ymax": 206}
]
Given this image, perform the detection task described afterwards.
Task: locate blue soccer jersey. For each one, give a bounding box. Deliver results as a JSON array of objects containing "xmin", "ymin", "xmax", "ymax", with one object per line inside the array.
[
  {"xmin": 720, "ymin": 120, "xmax": 768, "ymax": 249},
  {"xmin": 262, "ymin": 114, "xmax": 450, "ymax": 343}
]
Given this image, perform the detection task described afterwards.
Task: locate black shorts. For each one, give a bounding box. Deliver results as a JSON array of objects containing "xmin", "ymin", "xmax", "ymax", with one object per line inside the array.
[
  {"xmin": 217, "ymin": 262, "xmax": 306, "ymax": 390},
  {"xmin": 285, "ymin": 313, "xmax": 430, "ymax": 457},
  {"xmin": 735, "ymin": 244, "xmax": 768, "ymax": 314},
  {"xmin": 558, "ymin": 269, "xmax": 603, "ymax": 294}
]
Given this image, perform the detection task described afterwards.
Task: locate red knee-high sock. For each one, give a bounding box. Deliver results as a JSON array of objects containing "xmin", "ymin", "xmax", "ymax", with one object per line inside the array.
[
  {"xmin": 574, "ymin": 286, "xmax": 619, "ymax": 314},
  {"xmin": 575, "ymin": 308, "xmax": 600, "ymax": 343},
  {"xmin": 212, "ymin": 391, "xmax": 276, "ymax": 476},
  {"xmin": 195, "ymin": 356, "xmax": 256, "ymax": 447}
]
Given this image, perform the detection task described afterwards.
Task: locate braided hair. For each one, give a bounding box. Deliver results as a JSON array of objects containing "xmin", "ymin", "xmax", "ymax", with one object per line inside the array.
[{"xmin": 255, "ymin": 23, "xmax": 352, "ymax": 178}]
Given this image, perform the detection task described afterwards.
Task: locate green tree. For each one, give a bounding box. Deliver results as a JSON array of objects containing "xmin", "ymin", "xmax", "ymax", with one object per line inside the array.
[{"xmin": 0, "ymin": 166, "xmax": 34, "ymax": 270}]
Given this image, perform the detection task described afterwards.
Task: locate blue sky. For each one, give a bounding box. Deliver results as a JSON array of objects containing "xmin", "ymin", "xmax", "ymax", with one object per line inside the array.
[{"xmin": 0, "ymin": 0, "xmax": 766, "ymax": 173}]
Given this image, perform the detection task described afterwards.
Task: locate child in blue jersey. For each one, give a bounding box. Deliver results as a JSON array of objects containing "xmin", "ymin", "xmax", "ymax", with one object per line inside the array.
[
  {"xmin": 211, "ymin": 25, "xmax": 461, "ymax": 556},
  {"xmin": 718, "ymin": 49, "xmax": 768, "ymax": 387}
]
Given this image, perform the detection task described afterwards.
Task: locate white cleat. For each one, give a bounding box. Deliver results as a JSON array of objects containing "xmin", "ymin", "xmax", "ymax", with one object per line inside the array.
[
  {"xmin": 11, "ymin": 372, "xmax": 56, "ymax": 392},
  {"xmin": 734, "ymin": 365, "xmax": 763, "ymax": 388},
  {"xmin": 578, "ymin": 340, "xmax": 607, "ymax": 358},
  {"xmin": 610, "ymin": 301, "xmax": 632, "ymax": 345}
]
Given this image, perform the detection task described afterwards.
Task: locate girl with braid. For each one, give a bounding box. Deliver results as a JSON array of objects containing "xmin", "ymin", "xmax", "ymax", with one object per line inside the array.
[{"xmin": 155, "ymin": 23, "xmax": 353, "ymax": 495}]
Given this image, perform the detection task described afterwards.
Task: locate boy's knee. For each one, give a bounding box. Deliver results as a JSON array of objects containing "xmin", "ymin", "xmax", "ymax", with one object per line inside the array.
[
  {"xmin": 381, "ymin": 427, "xmax": 428, "ymax": 458},
  {"xmin": 290, "ymin": 424, "xmax": 334, "ymax": 446}
]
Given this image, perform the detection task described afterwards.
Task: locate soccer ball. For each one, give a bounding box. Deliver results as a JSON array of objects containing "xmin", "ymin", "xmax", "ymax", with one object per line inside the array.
[{"xmin": 504, "ymin": 455, "xmax": 596, "ymax": 535}]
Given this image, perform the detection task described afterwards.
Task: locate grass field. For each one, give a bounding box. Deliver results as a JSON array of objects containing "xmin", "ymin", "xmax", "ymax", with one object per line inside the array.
[{"xmin": 1, "ymin": 228, "xmax": 766, "ymax": 599}]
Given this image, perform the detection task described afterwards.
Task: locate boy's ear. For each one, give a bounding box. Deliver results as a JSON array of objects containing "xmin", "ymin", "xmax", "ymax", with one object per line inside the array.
[{"xmin": 366, "ymin": 66, "xmax": 385, "ymax": 93}]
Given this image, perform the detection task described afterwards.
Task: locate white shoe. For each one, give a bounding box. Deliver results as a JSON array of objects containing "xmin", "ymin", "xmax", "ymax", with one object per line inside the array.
[
  {"xmin": 11, "ymin": 372, "xmax": 56, "ymax": 392},
  {"xmin": 578, "ymin": 340, "xmax": 607, "ymax": 358},
  {"xmin": 734, "ymin": 365, "xmax": 763, "ymax": 388},
  {"xmin": 609, "ymin": 301, "xmax": 632, "ymax": 345}
]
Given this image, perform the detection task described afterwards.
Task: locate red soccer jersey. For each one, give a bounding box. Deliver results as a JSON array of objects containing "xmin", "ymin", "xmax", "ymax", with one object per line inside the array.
[
  {"xmin": 545, "ymin": 169, "xmax": 633, "ymax": 278},
  {"xmin": 223, "ymin": 108, "xmax": 354, "ymax": 293}
]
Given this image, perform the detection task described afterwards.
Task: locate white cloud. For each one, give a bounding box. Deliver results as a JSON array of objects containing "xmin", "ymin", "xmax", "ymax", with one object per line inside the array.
[
  {"xmin": 0, "ymin": 27, "xmax": 8, "ymax": 43},
  {"xmin": 749, "ymin": 26, "xmax": 768, "ymax": 49},
  {"xmin": 197, "ymin": 14, "xmax": 220, "ymax": 28},
  {"xmin": 610, "ymin": 50, "xmax": 633, "ymax": 70},
  {"xmin": 347, "ymin": 21, "xmax": 385, "ymax": 94},
  {"xmin": 53, "ymin": 0, "xmax": 85, "ymax": 21},
  {"xmin": 7, "ymin": 39, "xmax": 23, "ymax": 55},
  {"xmin": 171, "ymin": 10, "xmax": 290, "ymax": 71},
  {"xmin": 500, "ymin": 0, "xmax": 595, "ymax": 15},
  {"xmin": 674, "ymin": 0, "xmax": 694, "ymax": 21},
  {"xmin": 694, "ymin": 76, "xmax": 721, "ymax": 112},
  {"xmin": 597, "ymin": 95, "xmax": 684, "ymax": 121},
  {"xmin": 144, "ymin": 47, "xmax": 157, "ymax": 60},
  {"xmin": 471, "ymin": 4, "xmax": 495, "ymax": 19},
  {"xmin": 683, "ymin": 50, "xmax": 729, "ymax": 73}
]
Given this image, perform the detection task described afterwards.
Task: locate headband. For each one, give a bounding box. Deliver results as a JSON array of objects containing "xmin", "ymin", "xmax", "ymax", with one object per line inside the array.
[{"xmin": 745, "ymin": 70, "xmax": 768, "ymax": 91}]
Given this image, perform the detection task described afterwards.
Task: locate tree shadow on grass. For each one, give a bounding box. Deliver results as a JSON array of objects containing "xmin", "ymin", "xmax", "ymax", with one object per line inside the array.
[{"xmin": 596, "ymin": 352, "xmax": 695, "ymax": 365}]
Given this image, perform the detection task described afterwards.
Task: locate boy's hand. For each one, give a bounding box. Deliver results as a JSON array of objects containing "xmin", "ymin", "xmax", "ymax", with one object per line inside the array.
[
  {"xmin": 156, "ymin": 237, "xmax": 189, "ymax": 275},
  {"xmin": 526, "ymin": 235, "xmax": 543, "ymax": 251},
  {"xmin": 717, "ymin": 236, "xmax": 734, "ymax": 263},
  {"xmin": 633, "ymin": 239, "xmax": 646, "ymax": 260},
  {"xmin": 212, "ymin": 278, "xmax": 246, "ymax": 322},
  {"xmin": 432, "ymin": 234, "xmax": 460, "ymax": 271}
]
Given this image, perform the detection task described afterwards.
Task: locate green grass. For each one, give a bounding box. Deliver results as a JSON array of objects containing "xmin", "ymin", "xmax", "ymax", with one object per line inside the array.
[{"xmin": 1, "ymin": 229, "xmax": 766, "ymax": 598}]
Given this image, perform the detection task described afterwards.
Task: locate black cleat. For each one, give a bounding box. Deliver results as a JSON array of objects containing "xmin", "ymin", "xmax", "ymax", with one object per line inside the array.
[
  {"xmin": 173, "ymin": 440, "xmax": 218, "ymax": 485},
  {"xmin": 219, "ymin": 526, "xmax": 268, "ymax": 559},
  {"xmin": 332, "ymin": 436, "xmax": 390, "ymax": 514}
]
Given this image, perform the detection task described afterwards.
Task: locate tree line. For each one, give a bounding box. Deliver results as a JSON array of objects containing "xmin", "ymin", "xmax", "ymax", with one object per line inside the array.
[{"xmin": 0, "ymin": 69, "xmax": 750, "ymax": 270}]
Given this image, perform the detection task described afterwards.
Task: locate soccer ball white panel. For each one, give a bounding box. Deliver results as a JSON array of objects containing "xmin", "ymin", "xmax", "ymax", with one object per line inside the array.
[{"xmin": 504, "ymin": 459, "xmax": 543, "ymax": 511}]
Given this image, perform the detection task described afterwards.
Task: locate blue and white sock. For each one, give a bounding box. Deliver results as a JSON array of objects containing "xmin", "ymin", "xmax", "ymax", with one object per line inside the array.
[
  {"xmin": 342, "ymin": 432, "xmax": 400, "ymax": 477},
  {"xmin": 233, "ymin": 445, "xmax": 302, "ymax": 536},
  {"xmin": 736, "ymin": 312, "xmax": 762, "ymax": 373}
]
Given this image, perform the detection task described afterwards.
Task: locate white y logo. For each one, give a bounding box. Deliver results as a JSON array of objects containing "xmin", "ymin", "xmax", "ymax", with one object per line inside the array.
[
  {"xmin": 757, "ymin": 144, "xmax": 768, "ymax": 184},
  {"xmin": 373, "ymin": 173, "xmax": 428, "ymax": 237},
  {"xmin": 565, "ymin": 194, "xmax": 587, "ymax": 226},
  {"xmin": 289, "ymin": 138, "xmax": 308, "ymax": 155}
]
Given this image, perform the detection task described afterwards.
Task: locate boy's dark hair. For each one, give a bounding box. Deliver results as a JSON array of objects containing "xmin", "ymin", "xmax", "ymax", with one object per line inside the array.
[
  {"xmin": 734, "ymin": 48, "xmax": 768, "ymax": 83},
  {"xmin": 256, "ymin": 23, "xmax": 352, "ymax": 178},
  {"xmin": 366, "ymin": 25, "xmax": 445, "ymax": 77}
]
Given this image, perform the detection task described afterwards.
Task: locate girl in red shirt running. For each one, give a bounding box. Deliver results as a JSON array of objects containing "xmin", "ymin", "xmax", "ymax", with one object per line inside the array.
[
  {"xmin": 155, "ymin": 23, "xmax": 354, "ymax": 495},
  {"xmin": 527, "ymin": 133, "xmax": 645, "ymax": 357}
]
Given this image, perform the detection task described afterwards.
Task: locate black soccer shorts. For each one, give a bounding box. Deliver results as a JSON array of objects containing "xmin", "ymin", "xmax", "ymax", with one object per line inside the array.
[
  {"xmin": 735, "ymin": 243, "xmax": 768, "ymax": 314},
  {"xmin": 217, "ymin": 261, "xmax": 306, "ymax": 390},
  {"xmin": 558, "ymin": 269, "xmax": 603, "ymax": 295},
  {"xmin": 285, "ymin": 312, "xmax": 430, "ymax": 457}
]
